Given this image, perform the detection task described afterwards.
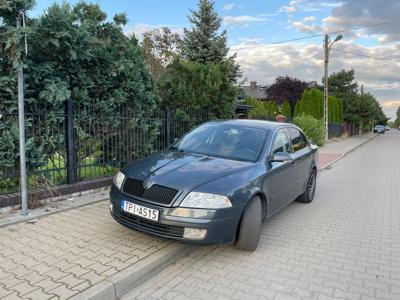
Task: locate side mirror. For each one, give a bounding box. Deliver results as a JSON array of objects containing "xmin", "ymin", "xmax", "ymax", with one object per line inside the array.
[{"xmin": 270, "ymin": 152, "xmax": 293, "ymax": 163}]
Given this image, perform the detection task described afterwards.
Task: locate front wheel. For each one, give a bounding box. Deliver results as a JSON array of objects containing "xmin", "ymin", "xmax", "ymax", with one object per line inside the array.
[
  {"xmin": 234, "ymin": 196, "xmax": 262, "ymax": 251},
  {"xmin": 297, "ymin": 169, "xmax": 317, "ymax": 203}
]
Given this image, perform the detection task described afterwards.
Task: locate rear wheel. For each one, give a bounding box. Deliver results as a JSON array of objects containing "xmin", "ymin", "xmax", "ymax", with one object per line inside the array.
[
  {"xmin": 234, "ymin": 196, "xmax": 262, "ymax": 251},
  {"xmin": 297, "ymin": 169, "xmax": 316, "ymax": 203}
]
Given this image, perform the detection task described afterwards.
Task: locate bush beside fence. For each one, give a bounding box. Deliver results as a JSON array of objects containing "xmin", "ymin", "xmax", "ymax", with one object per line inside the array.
[{"xmin": 0, "ymin": 101, "xmax": 209, "ymax": 195}]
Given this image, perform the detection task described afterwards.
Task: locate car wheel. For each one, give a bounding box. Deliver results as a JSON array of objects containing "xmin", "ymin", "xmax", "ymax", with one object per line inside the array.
[
  {"xmin": 234, "ymin": 196, "xmax": 262, "ymax": 252},
  {"xmin": 297, "ymin": 169, "xmax": 317, "ymax": 203}
]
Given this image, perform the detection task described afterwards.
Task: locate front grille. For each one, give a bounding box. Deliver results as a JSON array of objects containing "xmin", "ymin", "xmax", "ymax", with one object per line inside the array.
[
  {"xmin": 142, "ymin": 184, "xmax": 179, "ymax": 205},
  {"xmin": 123, "ymin": 178, "xmax": 145, "ymax": 198},
  {"xmin": 112, "ymin": 204, "xmax": 184, "ymax": 238},
  {"xmin": 122, "ymin": 178, "xmax": 178, "ymax": 206}
]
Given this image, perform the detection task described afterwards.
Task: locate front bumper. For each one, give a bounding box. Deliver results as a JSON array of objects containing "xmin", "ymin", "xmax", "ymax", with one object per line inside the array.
[{"xmin": 109, "ymin": 186, "xmax": 238, "ymax": 245}]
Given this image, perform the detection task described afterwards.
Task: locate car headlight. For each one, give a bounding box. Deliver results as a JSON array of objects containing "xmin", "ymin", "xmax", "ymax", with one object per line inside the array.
[
  {"xmin": 180, "ymin": 192, "xmax": 232, "ymax": 209},
  {"xmin": 113, "ymin": 171, "xmax": 126, "ymax": 190}
]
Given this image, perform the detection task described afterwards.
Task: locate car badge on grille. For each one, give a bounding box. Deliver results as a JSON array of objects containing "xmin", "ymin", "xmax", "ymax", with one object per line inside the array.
[{"xmin": 143, "ymin": 179, "xmax": 152, "ymax": 189}]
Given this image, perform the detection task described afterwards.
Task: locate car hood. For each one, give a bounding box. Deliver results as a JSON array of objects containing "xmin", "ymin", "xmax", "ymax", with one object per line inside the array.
[{"xmin": 123, "ymin": 150, "xmax": 255, "ymax": 190}]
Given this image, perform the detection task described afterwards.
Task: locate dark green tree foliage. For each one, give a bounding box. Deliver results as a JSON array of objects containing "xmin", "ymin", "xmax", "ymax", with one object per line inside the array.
[
  {"xmin": 27, "ymin": 2, "xmax": 156, "ymax": 113},
  {"xmin": 0, "ymin": 1, "xmax": 158, "ymax": 187},
  {"xmin": 160, "ymin": 0, "xmax": 239, "ymax": 116},
  {"xmin": 181, "ymin": 0, "xmax": 240, "ymax": 82},
  {"xmin": 295, "ymin": 88, "xmax": 343, "ymax": 124},
  {"xmin": 327, "ymin": 69, "xmax": 358, "ymax": 101},
  {"xmin": 0, "ymin": 0, "xmax": 42, "ymax": 175},
  {"xmin": 395, "ymin": 106, "xmax": 400, "ymax": 127},
  {"xmin": 281, "ymin": 100, "xmax": 291, "ymax": 118},
  {"xmin": 159, "ymin": 59, "xmax": 237, "ymax": 118},
  {"xmin": 298, "ymin": 89, "xmax": 323, "ymax": 120}
]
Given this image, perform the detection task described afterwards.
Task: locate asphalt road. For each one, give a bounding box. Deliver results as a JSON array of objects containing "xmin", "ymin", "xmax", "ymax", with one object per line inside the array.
[{"xmin": 124, "ymin": 129, "xmax": 400, "ymax": 300}]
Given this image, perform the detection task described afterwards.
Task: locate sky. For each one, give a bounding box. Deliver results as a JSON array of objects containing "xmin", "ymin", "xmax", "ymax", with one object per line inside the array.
[{"xmin": 32, "ymin": 0, "xmax": 400, "ymax": 120}]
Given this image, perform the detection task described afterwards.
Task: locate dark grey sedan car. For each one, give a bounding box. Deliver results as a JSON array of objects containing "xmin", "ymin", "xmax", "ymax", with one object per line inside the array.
[{"xmin": 110, "ymin": 120, "xmax": 318, "ymax": 251}]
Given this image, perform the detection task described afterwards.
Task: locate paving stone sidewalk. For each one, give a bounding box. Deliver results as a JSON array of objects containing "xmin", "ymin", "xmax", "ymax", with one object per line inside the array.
[
  {"xmin": 0, "ymin": 131, "xmax": 380, "ymax": 300},
  {"xmin": 0, "ymin": 200, "xmax": 170, "ymax": 299},
  {"xmin": 317, "ymin": 133, "xmax": 375, "ymax": 169}
]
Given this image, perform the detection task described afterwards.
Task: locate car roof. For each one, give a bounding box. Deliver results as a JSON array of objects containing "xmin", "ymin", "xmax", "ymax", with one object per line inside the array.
[{"xmin": 205, "ymin": 119, "xmax": 294, "ymax": 130}]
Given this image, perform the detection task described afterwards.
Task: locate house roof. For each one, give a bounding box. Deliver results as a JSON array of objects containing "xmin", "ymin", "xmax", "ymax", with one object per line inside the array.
[{"xmin": 242, "ymin": 85, "xmax": 269, "ymax": 100}]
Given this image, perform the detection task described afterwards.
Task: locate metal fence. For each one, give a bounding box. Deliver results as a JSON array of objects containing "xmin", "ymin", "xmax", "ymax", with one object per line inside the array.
[
  {"xmin": 1, "ymin": 101, "xmax": 345, "ymax": 196},
  {"xmin": 0, "ymin": 101, "xmax": 209, "ymax": 195},
  {"xmin": 328, "ymin": 123, "xmax": 344, "ymax": 139}
]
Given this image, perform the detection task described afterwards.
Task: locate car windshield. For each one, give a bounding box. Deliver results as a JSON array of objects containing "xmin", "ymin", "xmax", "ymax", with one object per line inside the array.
[{"xmin": 171, "ymin": 123, "xmax": 268, "ymax": 162}]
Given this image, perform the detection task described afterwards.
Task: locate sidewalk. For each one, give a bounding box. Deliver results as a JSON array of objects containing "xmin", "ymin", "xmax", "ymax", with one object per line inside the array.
[
  {"xmin": 317, "ymin": 132, "xmax": 376, "ymax": 169},
  {"xmin": 0, "ymin": 198, "xmax": 186, "ymax": 300},
  {"xmin": 0, "ymin": 132, "xmax": 377, "ymax": 300}
]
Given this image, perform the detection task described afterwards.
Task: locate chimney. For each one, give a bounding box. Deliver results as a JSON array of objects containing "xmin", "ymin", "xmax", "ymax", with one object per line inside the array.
[{"xmin": 250, "ymin": 81, "xmax": 257, "ymax": 91}]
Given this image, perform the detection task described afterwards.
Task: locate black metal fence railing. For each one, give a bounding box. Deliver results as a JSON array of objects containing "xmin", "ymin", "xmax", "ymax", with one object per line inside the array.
[
  {"xmin": 0, "ymin": 101, "xmax": 344, "ymax": 195},
  {"xmin": 0, "ymin": 101, "xmax": 210, "ymax": 195}
]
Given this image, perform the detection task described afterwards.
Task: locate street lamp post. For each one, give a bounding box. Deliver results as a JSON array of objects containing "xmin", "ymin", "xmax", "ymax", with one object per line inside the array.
[{"xmin": 323, "ymin": 33, "xmax": 342, "ymax": 141}]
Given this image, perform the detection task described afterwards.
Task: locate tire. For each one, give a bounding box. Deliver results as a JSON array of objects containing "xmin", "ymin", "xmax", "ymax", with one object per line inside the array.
[
  {"xmin": 297, "ymin": 169, "xmax": 317, "ymax": 203},
  {"xmin": 234, "ymin": 196, "xmax": 262, "ymax": 251}
]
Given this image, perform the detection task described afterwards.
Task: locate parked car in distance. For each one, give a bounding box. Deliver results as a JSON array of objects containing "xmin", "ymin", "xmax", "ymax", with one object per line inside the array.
[
  {"xmin": 374, "ymin": 125, "xmax": 386, "ymax": 134},
  {"xmin": 109, "ymin": 120, "xmax": 318, "ymax": 251},
  {"xmin": 385, "ymin": 125, "xmax": 390, "ymax": 131}
]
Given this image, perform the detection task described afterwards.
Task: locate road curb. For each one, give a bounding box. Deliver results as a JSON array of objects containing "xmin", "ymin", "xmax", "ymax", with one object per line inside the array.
[
  {"xmin": 0, "ymin": 197, "xmax": 108, "ymax": 228},
  {"xmin": 319, "ymin": 134, "xmax": 378, "ymax": 171},
  {"xmin": 70, "ymin": 244, "xmax": 189, "ymax": 300}
]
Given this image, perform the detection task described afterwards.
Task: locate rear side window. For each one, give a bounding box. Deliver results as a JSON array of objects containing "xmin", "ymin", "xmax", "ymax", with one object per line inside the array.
[
  {"xmin": 286, "ymin": 127, "xmax": 308, "ymax": 152},
  {"xmin": 271, "ymin": 130, "xmax": 290, "ymax": 154}
]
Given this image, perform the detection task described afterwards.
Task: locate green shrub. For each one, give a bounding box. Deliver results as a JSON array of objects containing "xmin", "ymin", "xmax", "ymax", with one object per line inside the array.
[
  {"xmin": 244, "ymin": 97, "xmax": 274, "ymax": 120},
  {"xmin": 294, "ymin": 114, "xmax": 325, "ymax": 146}
]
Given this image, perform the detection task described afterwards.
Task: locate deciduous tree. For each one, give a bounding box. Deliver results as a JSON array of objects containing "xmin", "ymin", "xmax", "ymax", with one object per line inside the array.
[{"xmin": 265, "ymin": 76, "xmax": 308, "ymax": 114}]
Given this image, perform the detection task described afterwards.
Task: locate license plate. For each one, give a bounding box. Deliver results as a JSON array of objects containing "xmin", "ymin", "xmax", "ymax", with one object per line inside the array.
[{"xmin": 121, "ymin": 200, "xmax": 159, "ymax": 222}]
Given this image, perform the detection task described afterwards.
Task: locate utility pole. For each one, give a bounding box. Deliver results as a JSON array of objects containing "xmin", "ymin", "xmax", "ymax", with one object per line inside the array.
[
  {"xmin": 324, "ymin": 35, "xmax": 329, "ymax": 141},
  {"xmin": 17, "ymin": 14, "xmax": 28, "ymax": 216},
  {"xmin": 323, "ymin": 33, "xmax": 343, "ymax": 142}
]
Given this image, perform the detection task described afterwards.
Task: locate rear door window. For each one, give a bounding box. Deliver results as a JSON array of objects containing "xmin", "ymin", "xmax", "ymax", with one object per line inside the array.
[{"xmin": 286, "ymin": 127, "xmax": 308, "ymax": 152}]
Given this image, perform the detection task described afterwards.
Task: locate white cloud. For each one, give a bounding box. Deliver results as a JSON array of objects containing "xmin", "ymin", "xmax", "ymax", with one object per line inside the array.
[
  {"xmin": 303, "ymin": 16, "xmax": 316, "ymax": 23},
  {"xmin": 230, "ymin": 40, "xmax": 400, "ymax": 119},
  {"xmin": 322, "ymin": 0, "xmax": 400, "ymax": 44},
  {"xmin": 223, "ymin": 3, "xmax": 235, "ymax": 11},
  {"xmin": 279, "ymin": 0, "xmax": 304, "ymax": 13},
  {"xmin": 318, "ymin": 2, "xmax": 344, "ymax": 8},
  {"xmin": 280, "ymin": 5, "xmax": 296, "ymax": 13},
  {"xmin": 291, "ymin": 21, "xmax": 321, "ymax": 33},
  {"xmin": 223, "ymin": 15, "xmax": 266, "ymax": 26}
]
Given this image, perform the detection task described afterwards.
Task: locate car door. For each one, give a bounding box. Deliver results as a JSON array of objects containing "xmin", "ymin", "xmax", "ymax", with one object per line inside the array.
[
  {"xmin": 265, "ymin": 129, "xmax": 298, "ymax": 214},
  {"xmin": 286, "ymin": 127, "xmax": 313, "ymax": 197}
]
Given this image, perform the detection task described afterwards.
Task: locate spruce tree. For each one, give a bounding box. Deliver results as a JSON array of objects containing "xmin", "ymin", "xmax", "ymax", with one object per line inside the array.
[{"xmin": 181, "ymin": 0, "xmax": 240, "ymax": 82}]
